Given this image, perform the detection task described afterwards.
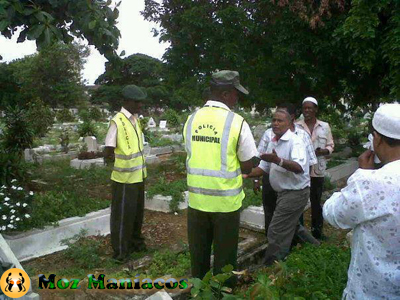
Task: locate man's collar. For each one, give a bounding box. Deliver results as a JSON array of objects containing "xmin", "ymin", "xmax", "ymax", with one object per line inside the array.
[
  {"xmin": 204, "ymin": 100, "xmax": 231, "ymax": 111},
  {"xmin": 272, "ymin": 129, "xmax": 293, "ymax": 142},
  {"xmin": 121, "ymin": 107, "xmax": 133, "ymax": 119}
]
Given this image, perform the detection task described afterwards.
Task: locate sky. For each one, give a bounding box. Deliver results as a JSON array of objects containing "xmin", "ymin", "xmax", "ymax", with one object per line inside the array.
[{"xmin": 0, "ymin": 0, "xmax": 168, "ymax": 85}]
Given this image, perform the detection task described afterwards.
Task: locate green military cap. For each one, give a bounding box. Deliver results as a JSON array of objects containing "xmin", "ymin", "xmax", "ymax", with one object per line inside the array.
[
  {"xmin": 121, "ymin": 85, "xmax": 147, "ymax": 101},
  {"xmin": 211, "ymin": 70, "xmax": 249, "ymax": 95}
]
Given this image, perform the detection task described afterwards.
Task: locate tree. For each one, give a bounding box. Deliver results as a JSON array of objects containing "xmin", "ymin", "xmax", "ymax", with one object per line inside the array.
[
  {"xmin": 93, "ymin": 53, "xmax": 171, "ymax": 110},
  {"xmin": 0, "ymin": 42, "xmax": 89, "ymax": 108},
  {"xmin": 143, "ymin": 0, "xmax": 400, "ymax": 110},
  {"xmin": 0, "ymin": 0, "xmax": 120, "ymax": 59}
]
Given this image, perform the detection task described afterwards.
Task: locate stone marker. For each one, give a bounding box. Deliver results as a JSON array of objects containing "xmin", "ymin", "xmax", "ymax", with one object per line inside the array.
[
  {"xmin": 148, "ymin": 117, "xmax": 157, "ymax": 128},
  {"xmin": 84, "ymin": 136, "xmax": 98, "ymax": 152},
  {"xmin": 159, "ymin": 120, "xmax": 167, "ymax": 129}
]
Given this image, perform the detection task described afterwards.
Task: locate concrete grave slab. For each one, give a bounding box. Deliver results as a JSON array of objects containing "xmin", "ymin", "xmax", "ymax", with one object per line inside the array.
[
  {"xmin": 3, "ymin": 208, "xmax": 111, "ymax": 262},
  {"xmin": 326, "ymin": 158, "xmax": 359, "ymax": 183},
  {"xmin": 70, "ymin": 158, "xmax": 104, "ymax": 169},
  {"xmin": 145, "ymin": 192, "xmax": 188, "ymax": 213}
]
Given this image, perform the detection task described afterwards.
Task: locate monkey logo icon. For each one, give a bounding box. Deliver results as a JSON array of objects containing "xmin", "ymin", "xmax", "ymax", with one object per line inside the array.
[{"xmin": 0, "ymin": 268, "xmax": 30, "ymax": 298}]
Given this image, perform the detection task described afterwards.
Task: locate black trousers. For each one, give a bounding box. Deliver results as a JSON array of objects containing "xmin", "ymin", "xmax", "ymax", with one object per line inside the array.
[
  {"xmin": 187, "ymin": 207, "xmax": 240, "ymax": 286},
  {"xmin": 110, "ymin": 181, "xmax": 145, "ymax": 259},
  {"xmin": 262, "ymin": 175, "xmax": 277, "ymax": 237},
  {"xmin": 310, "ymin": 176, "xmax": 325, "ymax": 238}
]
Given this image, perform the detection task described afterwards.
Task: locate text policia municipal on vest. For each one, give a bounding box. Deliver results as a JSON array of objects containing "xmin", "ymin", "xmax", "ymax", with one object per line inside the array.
[{"xmin": 192, "ymin": 123, "xmax": 221, "ymax": 144}]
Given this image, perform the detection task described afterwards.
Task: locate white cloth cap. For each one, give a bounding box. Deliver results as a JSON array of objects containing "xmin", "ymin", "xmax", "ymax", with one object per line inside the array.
[
  {"xmin": 372, "ymin": 103, "xmax": 400, "ymax": 140},
  {"xmin": 303, "ymin": 97, "xmax": 318, "ymax": 106}
]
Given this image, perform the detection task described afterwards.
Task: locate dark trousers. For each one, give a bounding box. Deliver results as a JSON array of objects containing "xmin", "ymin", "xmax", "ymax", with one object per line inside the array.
[
  {"xmin": 187, "ymin": 207, "xmax": 240, "ymax": 286},
  {"xmin": 262, "ymin": 175, "xmax": 277, "ymax": 236},
  {"xmin": 310, "ymin": 177, "xmax": 325, "ymax": 238},
  {"xmin": 110, "ymin": 181, "xmax": 145, "ymax": 259}
]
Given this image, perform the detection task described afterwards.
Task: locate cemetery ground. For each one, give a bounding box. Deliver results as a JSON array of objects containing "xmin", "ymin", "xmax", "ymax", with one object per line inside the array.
[{"xmin": 15, "ymin": 152, "xmax": 351, "ymax": 299}]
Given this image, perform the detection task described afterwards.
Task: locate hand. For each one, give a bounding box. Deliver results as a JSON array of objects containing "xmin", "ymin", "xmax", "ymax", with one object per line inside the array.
[
  {"xmin": 253, "ymin": 179, "xmax": 261, "ymax": 195},
  {"xmin": 315, "ymin": 148, "xmax": 329, "ymax": 157},
  {"xmin": 358, "ymin": 150, "xmax": 375, "ymax": 170},
  {"xmin": 242, "ymin": 174, "xmax": 249, "ymax": 179},
  {"xmin": 260, "ymin": 149, "xmax": 279, "ymax": 164}
]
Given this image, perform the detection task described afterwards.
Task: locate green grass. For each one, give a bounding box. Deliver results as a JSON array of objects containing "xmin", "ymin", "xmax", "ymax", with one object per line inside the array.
[{"xmin": 242, "ymin": 244, "xmax": 351, "ymax": 299}]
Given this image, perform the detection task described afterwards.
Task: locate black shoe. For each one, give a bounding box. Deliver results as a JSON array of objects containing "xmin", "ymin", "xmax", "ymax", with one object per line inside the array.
[{"xmin": 133, "ymin": 243, "xmax": 147, "ymax": 252}]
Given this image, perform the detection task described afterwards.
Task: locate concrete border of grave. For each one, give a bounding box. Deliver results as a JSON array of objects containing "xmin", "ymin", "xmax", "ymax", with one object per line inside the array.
[
  {"xmin": 0, "ymin": 235, "xmax": 40, "ymax": 300},
  {"xmin": 24, "ymin": 149, "xmax": 79, "ymax": 164},
  {"xmin": 3, "ymin": 192, "xmax": 189, "ymax": 262},
  {"xmin": 70, "ymin": 157, "xmax": 104, "ymax": 169},
  {"xmin": 326, "ymin": 157, "xmax": 359, "ymax": 183}
]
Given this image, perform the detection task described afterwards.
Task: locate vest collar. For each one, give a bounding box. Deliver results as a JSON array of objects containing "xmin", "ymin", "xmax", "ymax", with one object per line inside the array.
[{"xmin": 204, "ymin": 100, "xmax": 231, "ymax": 111}]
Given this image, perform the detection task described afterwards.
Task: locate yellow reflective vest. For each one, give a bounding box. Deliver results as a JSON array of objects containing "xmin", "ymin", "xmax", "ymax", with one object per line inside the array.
[
  {"xmin": 111, "ymin": 112, "xmax": 147, "ymax": 183},
  {"xmin": 183, "ymin": 106, "xmax": 245, "ymax": 212}
]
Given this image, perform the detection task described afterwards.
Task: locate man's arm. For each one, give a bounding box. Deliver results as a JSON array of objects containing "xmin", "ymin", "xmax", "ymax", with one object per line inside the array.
[
  {"xmin": 237, "ymin": 120, "xmax": 258, "ymax": 174},
  {"xmin": 260, "ymin": 150, "xmax": 304, "ymax": 174},
  {"xmin": 104, "ymin": 146, "xmax": 115, "ymax": 165}
]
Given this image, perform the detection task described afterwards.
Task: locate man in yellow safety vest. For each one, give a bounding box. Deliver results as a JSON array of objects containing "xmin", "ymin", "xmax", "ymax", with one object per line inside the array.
[
  {"xmin": 183, "ymin": 70, "xmax": 258, "ymax": 285},
  {"xmin": 104, "ymin": 85, "xmax": 147, "ymax": 261}
]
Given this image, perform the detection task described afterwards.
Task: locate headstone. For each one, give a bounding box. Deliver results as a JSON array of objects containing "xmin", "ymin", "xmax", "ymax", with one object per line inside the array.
[
  {"xmin": 84, "ymin": 136, "xmax": 98, "ymax": 152},
  {"xmin": 24, "ymin": 149, "xmax": 34, "ymax": 162},
  {"xmin": 159, "ymin": 120, "xmax": 167, "ymax": 129},
  {"xmin": 148, "ymin": 117, "xmax": 157, "ymax": 128}
]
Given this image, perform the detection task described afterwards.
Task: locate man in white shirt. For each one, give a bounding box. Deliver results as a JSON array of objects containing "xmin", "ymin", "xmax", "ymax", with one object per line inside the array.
[
  {"xmin": 245, "ymin": 109, "xmax": 311, "ymax": 265},
  {"xmin": 323, "ymin": 103, "xmax": 400, "ymax": 300}
]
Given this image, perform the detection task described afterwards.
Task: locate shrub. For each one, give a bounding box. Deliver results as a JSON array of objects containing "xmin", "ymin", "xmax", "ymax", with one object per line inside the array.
[
  {"xmin": 1, "ymin": 105, "xmax": 35, "ymax": 154},
  {"xmin": 26, "ymin": 98, "xmax": 55, "ymax": 138},
  {"xmin": 56, "ymin": 108, "xmax": 76, "ymax": 123},
  {"xmin": 0, "ymin": 181, "xmax": 34, "ymax": 232},
  {"xmin": 78, "ymin": 121, "xmax": 98, "ymax": 138},
  {"xmin": 163, "ymin": 109, "xmax": 181, "ymax": 126},
  {"xmin": 0, "ymin": 151, "xmax": 31, "ymax": 187},
  {"xmin": 89, "ymin": 107, "xmax": 105, "ymax": 122}
]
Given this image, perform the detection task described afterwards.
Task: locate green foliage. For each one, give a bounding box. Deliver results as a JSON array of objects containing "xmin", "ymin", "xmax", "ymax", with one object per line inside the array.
[
  {"xmin": 323, "ymin": 176, "xmax": 337, "ymax": 191},
  {"xmin": 242, "ymin": 188, "xmax": 262, "ymax": 209},
  {"xmin": 143, "ymin": 0, "xmax": 400, "ymax": 108},
  {"xmin": 190, "ymin": 265, "xmax": 236, "ymax": 300},
  {"xmin": 89, "ymin": 107, "xmax": 106, "ymax": 122},
  {"xmin": 22, "ymin": 190, "xmax": 110, "ymax": 230},
  {"xmin": 26, "ymin": 98, "xmax": 55, "ymax": 138},
  {"xmin": 147, "ymin": 178, "xmax": 187, "ymax": 212},
  {"xmin": 93, "ymin": 53, "xmax": 169, "ymax": 107},
  {"xmin": 163, "ymin": 109, "xmax": 181, "ymax": 126},
  {"xmin": 146, "ymin": 249, "xmax": 191, "ymax": 278},
  {"xmin": 0, "ymin": 0, "xmax": 120, "ymax": 59},
  {"xmin": 55, "ymin": 108, "xmax": 76, "ymax": 123},
  {"xmin": 0, "ymin": 181, "xmax": 34, "ymax": 232},
  {"xmin": 61, "ymin": 229, "xmax": 115, "ymax": 272},
  {"xmin": 1, "ymin": 105, "xmax": 35, "ymax": 154},
  {"xmin": 0, "ymin": 151, "xmax": 31, "ymax": 187},
  {"xmin": 246, "ymin": 244, "xmax": 350, "ymax": 299},
  {"xmin": 145, "ymin": 131, "xmax": 179, "ymax": 147},
  {"xmin": 78, "ymin": 121, "xmax": 98, "ymax": 138},
  {"xmin": 59, "ymin": 129, "xmax": 70, "ymax": 153}
]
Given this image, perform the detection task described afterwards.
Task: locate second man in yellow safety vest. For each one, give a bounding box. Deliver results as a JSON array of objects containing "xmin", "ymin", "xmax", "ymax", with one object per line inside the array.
[
  {"xmin": 183, "ymin": 70, "xmax": 258, "ymax": 285},
  {"xmin": 104, "ymin": 85, "xmax": 147, "ymax": 261}
]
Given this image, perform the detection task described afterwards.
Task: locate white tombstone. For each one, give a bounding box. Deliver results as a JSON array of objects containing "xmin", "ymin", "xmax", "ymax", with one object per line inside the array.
[
  {"xmin": 159, "ymin": 120, "xmax": 167, "ymax": 129},
  {"xmin": 148, "ymin": 117, "xmax": 156, "ymax": 128},
  {"xmin": 84, "ymin": 136, "xmax": 98, "ymax": 152}
]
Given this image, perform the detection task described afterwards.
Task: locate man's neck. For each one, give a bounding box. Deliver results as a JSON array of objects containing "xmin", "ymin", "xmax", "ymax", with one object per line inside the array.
[
  {"xmin": 381, "ymin": 150, "xmax": 400, "ymax": 165},
  {"xmin": 305, "ymin": 117, "xmax": 317, "ymax": 125}
]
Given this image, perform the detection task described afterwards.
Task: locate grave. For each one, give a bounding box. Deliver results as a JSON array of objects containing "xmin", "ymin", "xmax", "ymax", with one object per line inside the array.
[
  {"xmin": 144, "ymin": 192, "xmax": 189, "ymax": 213},
  {"xmin": 70, "ymin": 157, "xmax": 104, "ymax": 169},
  {"xmin": 84, "ymin": 136, "xmax": 98, "ymax": 152},
  {"xmin": 147, "ymin": 117, "xmax": 157, "ymax": 128},
  {"xmin": 158, "ymin": 120, "xmax": 169, "ymax": 132}
]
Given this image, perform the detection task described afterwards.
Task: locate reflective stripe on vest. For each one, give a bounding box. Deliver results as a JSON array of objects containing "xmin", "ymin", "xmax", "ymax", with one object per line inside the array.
[
  {"xmin": 184, "ymin": 106, "xmax": 245, "ymax": 212},
  {"xmin": 185, "ymin": 111, "xmax": 241, "ymax": 179},
  {"xmin": 111, "ymin": 112, "xmax": 147, "ymax": 183}
]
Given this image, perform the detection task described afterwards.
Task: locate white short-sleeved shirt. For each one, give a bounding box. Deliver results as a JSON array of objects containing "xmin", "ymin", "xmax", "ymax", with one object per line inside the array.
[
  {"xmin": 323, "ymin": 159, "xmax": 400, "ymax": 300},
  {"xmin": 259, "ymin": 129, "xmax": 310, "ymax": 192},
  {"xmin": 105, "ymin": 107, "xmax": 138, "ymax": 148},
  {"xmin": 258, "ymin": 126, "xmax": 317, "ymax": 166},
  {"xmin": 203, "ymin": 100, "xmax": 258, "ymax": 162}
]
